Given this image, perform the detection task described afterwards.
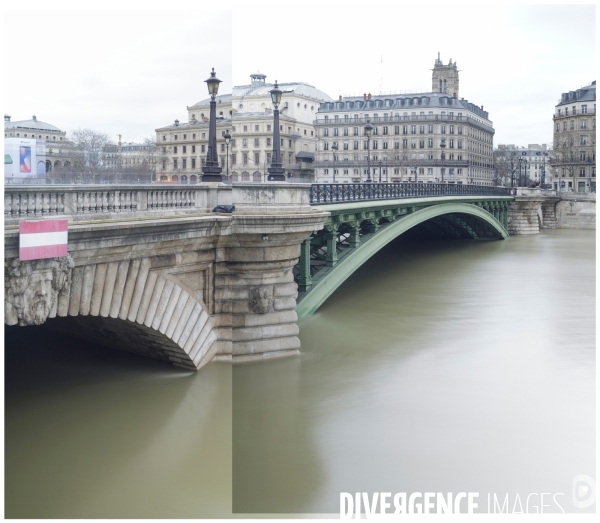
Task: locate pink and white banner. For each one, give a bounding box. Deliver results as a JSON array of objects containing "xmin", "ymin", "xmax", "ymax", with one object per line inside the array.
[{"xmin": 19, "ymin": 220, "xmax": 68, "ymax": 261}]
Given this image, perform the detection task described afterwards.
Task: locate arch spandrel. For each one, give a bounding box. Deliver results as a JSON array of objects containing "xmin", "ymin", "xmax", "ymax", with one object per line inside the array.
[{"xmin": 296, "ymin": 202, "xmax": 508, "ymax": 318}]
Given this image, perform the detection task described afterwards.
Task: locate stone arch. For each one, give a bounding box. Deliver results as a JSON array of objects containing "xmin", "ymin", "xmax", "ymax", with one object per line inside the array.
[
  {"xmin": 7, "ymin": 256, "xmax": 218, "ymax": 370},
  {"xmin": 54, "ymin": 161, "xmax": 61, "ymax": 171},
  {"xmin": 296, "ymin": 202, "xmax": 508, "ymax": 317},
  {"xmin": 46, "ymin": 160, "xmax": 52, "ymax": 173}
]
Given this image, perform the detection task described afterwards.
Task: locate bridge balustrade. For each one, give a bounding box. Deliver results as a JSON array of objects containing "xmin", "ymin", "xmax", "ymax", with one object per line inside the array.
[{"xmin": 309, "ymin": 183, "xmax": 513, "ymax": 204}]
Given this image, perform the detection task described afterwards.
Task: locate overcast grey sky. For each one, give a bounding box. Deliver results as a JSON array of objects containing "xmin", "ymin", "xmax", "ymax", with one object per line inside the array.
[
  {"xmin": 233, "ymin": 3, "xmax": 596, "ymax": 147},
  {"xmin": 5, "ymin": 8, "xmax": 232, "ymax": 144},
  {"xmin": 5, "ymin": 3, "xmax": 595, "ymax": 147}
]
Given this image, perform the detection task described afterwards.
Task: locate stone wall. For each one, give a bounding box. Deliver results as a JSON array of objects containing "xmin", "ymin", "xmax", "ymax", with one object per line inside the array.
[
  {"xmin": 4, "ymin": 184, "xmax": 329, "ymax": 369},
  {"xmin": 554, "ymin": 194, "xmax": 596, "ymax": 229}
]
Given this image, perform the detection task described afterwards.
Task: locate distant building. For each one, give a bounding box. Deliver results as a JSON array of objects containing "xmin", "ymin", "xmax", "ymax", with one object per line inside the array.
[
  {"xmin": 155, "ymin": 72, "xmax": 332, "ymax": 182},
  {"xmin": 494, "ymin": 144, "xmax": 551, "ymax": 187},
  {"xmin": 313, "ymin": 54, "xmax": 495, "ymax": 185},
  {"xmin": 551, "ymin": 81, "xmax": 596, "ymax": 192},
  {"xmin": 104, "ymin": 139, "xmax": 158, "ymax": 182},
  {"xmin": 4, "ymin": 115, "xmax": 71, "ymax": 178}
]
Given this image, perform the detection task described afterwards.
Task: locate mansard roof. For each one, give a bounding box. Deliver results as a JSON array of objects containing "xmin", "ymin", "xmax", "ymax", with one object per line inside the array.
[{"xmin": 317, "ymin": 92, "xmax": 490, "ymax": 120}]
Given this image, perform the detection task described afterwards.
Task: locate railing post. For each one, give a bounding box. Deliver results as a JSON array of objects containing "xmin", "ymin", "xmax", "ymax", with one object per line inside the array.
[{"xmin": 297, "ymin": 236, "xmax": 313, "ymax": 292}]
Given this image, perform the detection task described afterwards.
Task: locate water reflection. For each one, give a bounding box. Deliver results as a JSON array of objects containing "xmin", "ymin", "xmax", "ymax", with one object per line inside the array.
[
  {"xmin": 232, "ymin": 231, "xmax": 595, "ymax": 514},
  {"xmin": 5, "ymin": 327, "xmax": 231, "ymax": 518},
  {"xmin": 4, "ymin": 230, "xmax": 595, "ymax": 517}
]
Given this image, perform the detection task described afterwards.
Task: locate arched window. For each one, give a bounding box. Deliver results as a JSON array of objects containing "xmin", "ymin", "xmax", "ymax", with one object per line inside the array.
[
  {"xmin": 242, "ymin": 171, "xmax": 250, "ymax": 181},
  {"xmin": 253, "ymin": 171, "xmax": 261, "ymax": 182},
  {"xmin": 172, "ymin": 174, "xmax": 178, "ymax": 182},
  {"xmin": 181, "ymin": 174, "xmax": 188, "ymax": 184}
]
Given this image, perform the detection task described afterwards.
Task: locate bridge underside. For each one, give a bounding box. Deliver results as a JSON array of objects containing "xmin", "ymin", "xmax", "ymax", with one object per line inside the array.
[
  {"xmin": 41, "ymin": 315, "xmax": 205, "ymax": 370},
  {"xmin": 295, "ymin": 200, "xmax": 511, "ymax": 318}
]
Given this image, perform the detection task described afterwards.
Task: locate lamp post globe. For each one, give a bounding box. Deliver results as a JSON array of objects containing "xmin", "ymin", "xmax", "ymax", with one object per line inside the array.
[
  {"xmin": 201, "ymin": 68, "xmax": 224, "ymax": 182},
  {"xmin": 267, "ymin": 80, "xmax": 286, "ymax": 182},
  {"xmin": 364, "ymin": 120, "xmax": 373, "ymax": 183}
]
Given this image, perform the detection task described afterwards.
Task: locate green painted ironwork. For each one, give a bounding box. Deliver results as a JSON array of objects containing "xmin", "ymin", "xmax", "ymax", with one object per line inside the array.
[{"xmin": 295, "ymin": 196, "xmax": 513, "ymax": 318}]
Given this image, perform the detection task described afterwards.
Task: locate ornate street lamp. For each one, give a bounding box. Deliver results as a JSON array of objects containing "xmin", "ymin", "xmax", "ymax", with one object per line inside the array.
[
  {"xmin": 378, "ymin": 160, "xmax": 382, "ymax": 183},
  {"xmin": 224, "ymin": 129, "xmax": 231, "ymax": 183},
  {"xmin": 440, "ymin": 139, "xmax": 446, "ymax": 183},
  {"xmin": 202, "ymin": 68, "xmax": 223, "ymax": 182},
  {"xmin": 332, "ymin": 142, "xmax": 338, "ymax": 183},
  {"xmin": 267, "ymin": 81, "xmax": 286, "ymax": 181},
  {"xmin": 364, "ymin": 120, "xmax": 373, "ymax": 183}
]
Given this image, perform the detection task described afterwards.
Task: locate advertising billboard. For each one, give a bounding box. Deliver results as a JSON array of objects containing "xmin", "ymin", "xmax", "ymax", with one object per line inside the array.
[{"xmin": 4, "ymin": 138, "xmax": 43, "ymax": 183}]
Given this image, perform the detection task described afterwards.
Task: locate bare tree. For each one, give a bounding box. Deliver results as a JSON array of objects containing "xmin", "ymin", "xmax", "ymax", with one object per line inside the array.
[
  {"xmin": 66, "ymin": 129, "xmax": 113, "ymax": 183},
  {"xmin": 494, "ymin": 146, "xmax": 525, "ymax": 187}
]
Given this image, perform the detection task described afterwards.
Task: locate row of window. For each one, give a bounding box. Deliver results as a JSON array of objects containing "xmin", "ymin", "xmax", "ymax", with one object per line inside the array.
[
  {"xmin": 324, "ymin": 112, "xmax": 464, "ymax": 122},
  {"xmin": 555, "ymin": 136, "xmax": 592, "ymax": 146},
  {"xmin": 322, "ymin": 124, "xmax": 465, "ymax": 137},
  {"xmin": 166, "ymin": 138, "xmax": 292, "ymax": 155},
  {"xmin": 555, "ymin": 119, "xmax": 595, "ymax": 131},
  {"xmin": 557, "ymin": 104, "xmax": 595, "ymax": 116},
  {"xmin": 323, "ymin": 138, "xmax": 465, "ymax": 150},
  {"xmin": 5, "ymin": 133, "xmax": 63, "ymax": 140},
  {"xmin": 165, "ymin": 152, "xmax": 297, "ymax": 170},
  {"xmin": 323, "ymin": 153, "xmax": 465, "ymax": 162}
]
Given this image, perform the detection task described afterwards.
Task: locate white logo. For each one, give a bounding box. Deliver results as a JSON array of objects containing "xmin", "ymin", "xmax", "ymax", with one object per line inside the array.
[{"xmin": 572, "ymin": 474, "xmax": 596, "ymax": 509}]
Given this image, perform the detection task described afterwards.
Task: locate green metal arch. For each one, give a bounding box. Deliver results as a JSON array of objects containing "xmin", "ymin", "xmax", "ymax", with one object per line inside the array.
[{"xmin": 296, "ymin": 202, "xmax": 507, "ymax": 318}]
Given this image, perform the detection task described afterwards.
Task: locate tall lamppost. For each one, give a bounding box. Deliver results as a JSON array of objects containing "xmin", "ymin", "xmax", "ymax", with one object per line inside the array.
[
  {"xmin": 378, "ymin": 160, "xmax": 382, "ymax": 182},
  {"xmin": 540, "ymin": 157, "xmax": 546, "ymax": 188},
  {"xmin": 224, "ymin": 129, "xmax": 231, "ymax": 183},
  {"xmin": 201, "ymin": 68, "xmax": 223, "ymax": 182},
  {"xmin": 364, "ymin": 120, "xmax": 373, "ymax": 183},
  {"xmin": 332, "ymin": 142, "xmax": 338, "ymax": 183},
  {"xmin": 440, "ymin": 140, "xmax": 446, "ymax": 183},
  {"xmin": 267, "ymin": 81, "xmax": 286, "ymax": 181},
  {"xmin": 385, "ymin": 157, "xmax": 388, "ymax": 182}
]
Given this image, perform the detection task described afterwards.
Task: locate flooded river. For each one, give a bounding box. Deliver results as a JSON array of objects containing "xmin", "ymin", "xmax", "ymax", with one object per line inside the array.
[{"xmin": 5, "ymin": 229, "xmax": 595, "ymax": 517}]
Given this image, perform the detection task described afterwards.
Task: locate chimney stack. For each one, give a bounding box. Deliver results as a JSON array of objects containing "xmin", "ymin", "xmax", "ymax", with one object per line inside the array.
[
  {"xmin": 363, "ymin": 93, "xmax": 366, "ymax": 100},
  {"xmin": 339, "ymin": 95, "xmax": 342, "ymax": 101},
  {"xmin": 368, "ymin": 93, "xmax": 372, "ymax": 100}
]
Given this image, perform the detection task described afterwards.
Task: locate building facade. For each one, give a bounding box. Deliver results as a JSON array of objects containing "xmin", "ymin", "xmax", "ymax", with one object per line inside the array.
[
  {"xmin": 313, "ymin": 55, "xmax": 495, "ymax": 185},
  {"xmin": 550, "ymin": 81, "xmax": 596, "ymax": 192},
  {"xmin": 494, "ymin": 144, "xmax": 551, "ymax": 187},
  {"xmin": 4, "ymin": 115, "xmax": 71, "ymax": 177},
  {"xmin": 104, "ymin": 140, "xmax": 158, "ymax": 183},
  {"xmin": 155, "ymin": 73, "xmax": 332, "ymax": 182}
]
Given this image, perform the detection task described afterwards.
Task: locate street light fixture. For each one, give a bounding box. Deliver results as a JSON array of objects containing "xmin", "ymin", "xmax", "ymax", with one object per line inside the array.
[
  {"xmin": 267, "ymin": 80, "xmax": 286, "ymax": 181},
  {"xmin": 378, "ymin": 160, "xmax": 382, "ymax": 183},
  {"xmin": 331, "ymin": 142, "xmax": 338, "ymax": 183},
  {"xmin": 364, "ymin": 120, "xmax": 373, "ymax": 183},
  {"xmin": 224, "ymin": 129, "xmax": 231, "ymax": 183},
  {"xmin": 440, "ymin": 140, "xmax": 446, "ymax": 183},
  {"xmin": 201, "ymin": 68, "xmax": 224, "ymax": 182}
]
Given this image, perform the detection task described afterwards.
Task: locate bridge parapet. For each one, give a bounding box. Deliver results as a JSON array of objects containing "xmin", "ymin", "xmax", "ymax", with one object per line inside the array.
[{"xmin": 3, "ymin": 183, "xmax": 312, "ymax": 226}]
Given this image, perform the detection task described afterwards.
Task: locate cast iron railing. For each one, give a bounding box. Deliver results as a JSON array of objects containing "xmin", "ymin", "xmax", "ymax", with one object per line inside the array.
[{"xmin": 309, "ymin": 183, "xmax": 514, "ymax": 204}]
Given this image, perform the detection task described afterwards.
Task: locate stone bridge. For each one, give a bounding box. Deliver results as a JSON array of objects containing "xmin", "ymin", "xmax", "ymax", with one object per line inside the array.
[{"xmin": 5, "ymin": 183, "xmax": 521, "ymax": 369}]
